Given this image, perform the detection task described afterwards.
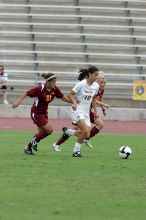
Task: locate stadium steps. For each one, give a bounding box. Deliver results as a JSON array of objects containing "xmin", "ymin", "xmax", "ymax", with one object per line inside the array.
[{"xmin": 0, "ymin": 0, "xmax": 146, "ymax": 108}]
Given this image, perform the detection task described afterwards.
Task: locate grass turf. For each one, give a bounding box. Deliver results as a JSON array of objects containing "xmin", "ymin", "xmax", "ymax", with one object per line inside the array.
[{"xmin": 0, "ymin": 130, "xmax": 146, "ymax": 220}]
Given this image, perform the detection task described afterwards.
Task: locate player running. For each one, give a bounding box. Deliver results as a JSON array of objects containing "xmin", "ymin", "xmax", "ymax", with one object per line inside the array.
[
  {"xmin": 12, "ymin": 72, "xmax": 71, "ymax": 155},
  {"xmin": 53, "ymin": 71, "xmax": 110, "ymax": 151}
]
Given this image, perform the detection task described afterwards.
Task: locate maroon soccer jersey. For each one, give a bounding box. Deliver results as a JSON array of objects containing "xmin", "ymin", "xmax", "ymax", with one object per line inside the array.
[
  {"xmin": 90, "ymin": 87, "xmax": 104, "ymax": 110},
  {"xmin": 96, "ymin": 87, "xmax": 104, "ymax": 101},
  {"xmin": 90, "ymin": 87, "xmax": 105, "ymax": 122},
  {"xmin": 27, "ymin": 84, "xmax": 64, "ymax": 114}
]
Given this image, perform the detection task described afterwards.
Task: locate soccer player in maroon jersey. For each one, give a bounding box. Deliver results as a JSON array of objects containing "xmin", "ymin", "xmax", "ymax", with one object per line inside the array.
[
  {"xmin": 53, "ymin": 72, "xmax": 110, "ymax": 151},
  {"xmin": 84, "ymin": 72, "xmax": 110, "ymax": 148},
  {"xmin": 12, "ymin": 72, "xmax": 71, "ymax": 155}
]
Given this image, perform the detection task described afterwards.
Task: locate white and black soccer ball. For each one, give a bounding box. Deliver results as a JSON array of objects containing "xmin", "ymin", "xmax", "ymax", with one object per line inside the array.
[{"xmin": 119, "ymin": 146, "xmax": 132, "ymax": 159}]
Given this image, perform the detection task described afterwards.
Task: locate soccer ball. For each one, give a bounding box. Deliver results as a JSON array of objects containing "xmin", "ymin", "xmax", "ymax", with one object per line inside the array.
[{"xmin": 119, "ymin": 146, "xmax": 132, "ymax": 159}]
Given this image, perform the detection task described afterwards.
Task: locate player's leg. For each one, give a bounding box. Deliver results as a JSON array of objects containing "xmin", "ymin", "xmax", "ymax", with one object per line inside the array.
[
  {"xmin": 62, "ymin": 126, "xmax": 81, "ymax": 137},
  {"xmin": 2, "ymin": 85, "xmax": 9, "ymax": 104},
  {"xmin": 24, "ymin": 126, "xmax": 50, "ymax": 155},
  {"xmin": 91, "ymin": 117, "xmax": 104, "ymax": 138},
  {"xmin": 53, "ymin": 134, "xmax": 69, "ymax": 152},
  {"xmin": 62, "ymin": 108, "xmax": 82, "ymax": 138},
  {"xmin": 31, "ymin": 126, "xmax": 50, "ymax": 151},
  {"xmin": 33, "ymin": 115, "xmax": 53, "ymax": 148},
  {"xmin": 72, "ymin": 119, "xmax": 90, "ymax": 157},
  {"xmin": 84, "ymin": 117, "xmax": 104, "ymax": 148},
  {"xmin": 24, "ymin": 114, "xmax": 52, "ymax": 155},
  {"xmin": 53, "ymin": 125, "xmax": 79, "ymax": 152}
]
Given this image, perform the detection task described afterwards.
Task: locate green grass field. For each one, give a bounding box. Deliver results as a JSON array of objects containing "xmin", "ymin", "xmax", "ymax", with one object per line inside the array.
[{"xmin": 0, "ymin": 130, "xmax": 146, "ymax": 220}]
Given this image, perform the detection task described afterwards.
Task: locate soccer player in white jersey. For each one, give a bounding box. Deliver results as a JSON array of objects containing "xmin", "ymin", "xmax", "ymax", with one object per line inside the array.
[
  {"xmin": 63, "ymin": 66, "xmax": 99, "ymax": 157},
  {"xmin": 53, "ymin": 71, "xmax": 110, "ymax": 152}
]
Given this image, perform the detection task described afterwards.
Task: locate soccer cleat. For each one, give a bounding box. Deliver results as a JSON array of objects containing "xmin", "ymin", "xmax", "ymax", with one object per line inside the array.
[
  {"xmin": 62, "ymin": 127, "xmax": 68, "ymax": 135},
  {"xmin": 52, "ymin": 143, "xmax": 61, "ymax": 152},
  {"xmin": 84, "ymin": 139, "xmax": 93, "ymax": 148},
  {"xmin": 31, "ymin": 139, "xmax": 38, "ymax": 151},
  {"xmin": 32, "ymin": 142, "xmax": 38, "ymax": 151},
  {"xmin": 63, "ymin": 133, "xmax": 69, "ymax": 138},
  {"xmin": 72, "ymin": 151, "xmax": 82, "ymax": 157},
  {"xmin": 24, "ymin": 146, "xmax": 35, "ymax": 155}
]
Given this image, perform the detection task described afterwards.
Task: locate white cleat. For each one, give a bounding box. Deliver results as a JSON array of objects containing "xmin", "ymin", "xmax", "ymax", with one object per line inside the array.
[
  {"xmin": 53, "ymin": 143, "xmax": 61, "ymax": 152},
  {"xmin": 84, "ymin": 139, "xmax": 93, "ymax": 149}
]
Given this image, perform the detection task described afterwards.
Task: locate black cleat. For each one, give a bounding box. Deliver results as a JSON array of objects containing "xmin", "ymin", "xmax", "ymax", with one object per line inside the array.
[
  {"xmin": 62, "ymin": 127, "xmax": 68, "ymax": 135},
  {"xmin": 24, "ymin": 147, "xmax": 35, "ymax": 155},
  {"xmin": 72, "ymin": 151, "xmax": 82, "ymax": 157},
  {"xmin": 31, "ymin": 139, "xmax": 38, "ymax": 151},
  {"xmin": 63, "ymin": 133, "xmax": 69, "ymax": 138},
  {"xmin": 32, "ymin": 143, "xmax": 38, "ymax": 152}
]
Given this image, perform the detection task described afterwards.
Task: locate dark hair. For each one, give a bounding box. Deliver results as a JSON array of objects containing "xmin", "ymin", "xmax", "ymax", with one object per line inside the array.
[
  {"xmin": 78, "ymin": 66, "xmax": 99, "ymax": 81},
  {"xmin": 41, "ymin": 72, "xmax": 56, "ymax": 81}
]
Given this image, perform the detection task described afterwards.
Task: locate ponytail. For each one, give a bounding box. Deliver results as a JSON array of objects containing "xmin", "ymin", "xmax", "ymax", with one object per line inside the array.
[
  {"xmin": 78, "ymin": 66, "xmax": 99, "ymax": 81},
  {"xmin": 78, "ymin": 69, "xmax": 88, "ymax": 81}
]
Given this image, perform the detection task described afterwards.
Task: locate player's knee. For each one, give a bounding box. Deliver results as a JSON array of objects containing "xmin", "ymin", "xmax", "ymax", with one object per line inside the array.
[
  {"xmin": 46, "ymin": 128, "xmax": 53, "ymax": 135},
  {"xmin": 95, "ymin": 120, "xmax": 104, "ymax": 130},
  {"xmin": 83, "ymin": 130, "xmax": 90, "ymax": 139},
  {"xmin": 99, "ymin": 123, "xmax": 104, "ymax": 130}
]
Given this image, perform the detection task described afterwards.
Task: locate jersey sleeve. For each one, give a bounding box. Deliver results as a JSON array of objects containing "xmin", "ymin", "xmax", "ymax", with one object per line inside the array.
[
  {"xmin": 96, "ymin": 88, "xmax": 104, "ymax": 101},
  {"xmin": 54, "ymin": 86, "xmax": 64, "ymax": 98},
  {"xmin": 26, "ymin": 86, "xmax": 41, "ymax": 98},
  {"xmin": 0, "ymin": 73, "xmax": 8, "ymax": 82},
  {"xmin": 72, "ymin": 81, "xmax": 82, "ymax": 94},
  {"xmin": 4, "ymin": 73, "xmax": 8, "ymax": 81}
]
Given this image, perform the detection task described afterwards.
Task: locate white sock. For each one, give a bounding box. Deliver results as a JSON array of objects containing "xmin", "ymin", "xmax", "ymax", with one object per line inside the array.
[
  {"xmin": 66, "ymin": 129, "xmax": 76, "ymax": 136},
  {"xmin": 73, "ymin": 142, "xmax": 81, "ymax": 152}
]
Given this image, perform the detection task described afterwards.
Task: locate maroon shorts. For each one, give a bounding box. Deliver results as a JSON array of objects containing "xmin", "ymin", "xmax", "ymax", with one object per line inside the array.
[
  {"xmin": 90, "ymin": 111, "xmax": 99, "ymax": 123},
  {"xmin": 31, "ymin": 112, "xmax": 48, "ymax": 127}
]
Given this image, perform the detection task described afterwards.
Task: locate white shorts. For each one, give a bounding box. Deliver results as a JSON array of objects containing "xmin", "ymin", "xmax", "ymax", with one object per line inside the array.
[{"xmin": 71, "ymin": 108, "xmax": 91, "ymax": 127}]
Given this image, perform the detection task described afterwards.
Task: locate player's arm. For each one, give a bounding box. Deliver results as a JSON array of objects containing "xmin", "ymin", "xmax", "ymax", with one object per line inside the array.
[
  {"xmin": 68, "ymin": 90, "xmax": 77, "ymax": 110},
  {"xmin": 100, "ymin": 99, "xmax": 107, "ymax": 116},
  {"xmin": 96, "ymin": 99, "xmax": 110, "ymax": 116},
  {"xmin": 96, "ymin": 99, "xmax": 110, "ymax": 109},
  {"xmin": 12, "ymin": 92, "xmax": 28, "ymax": 108},
  {"xmin": 61, "ymin": 95, "xmax": 72, "ymax": 103}
]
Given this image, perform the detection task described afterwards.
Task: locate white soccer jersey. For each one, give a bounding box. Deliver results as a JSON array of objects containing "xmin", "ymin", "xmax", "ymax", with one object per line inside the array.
[
  {"xmin": 72, "ymin": 79, "xmax": 99, "ymax": 115},
  {"xmin": 0, "ymin": 72, "xmax": 8, "ymax": 82}
]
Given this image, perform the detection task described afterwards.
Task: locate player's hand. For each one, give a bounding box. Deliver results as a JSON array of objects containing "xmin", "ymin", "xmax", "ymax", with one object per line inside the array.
[
  {"xmin": 72, "ymin": 104, "xmax": 77, "ymax": 111},
  {"xmin": 12, "ymin": 102, "xmax": 19, "ymax": 108},
  {"xmin": 104, "ymin": 103, "xmax": 110, "ymax": 109},
  {"xmin": 103, "ymin": 111, "xmax": 107, "ymax": 116}
]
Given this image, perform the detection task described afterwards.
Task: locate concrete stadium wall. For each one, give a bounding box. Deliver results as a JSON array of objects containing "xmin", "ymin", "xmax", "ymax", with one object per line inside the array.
[{"xmin": 0, "ymin": 104, "xmax": 146, "ymax": 121}]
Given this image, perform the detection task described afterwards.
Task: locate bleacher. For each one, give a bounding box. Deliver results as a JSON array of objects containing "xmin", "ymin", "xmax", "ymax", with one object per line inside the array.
[{"xmin": 0, "ymin": 0, "xmax": 146, "ymax": 108}]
